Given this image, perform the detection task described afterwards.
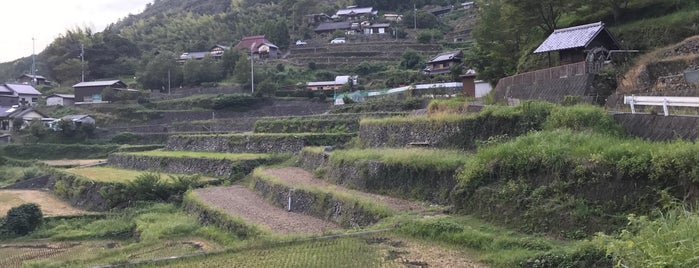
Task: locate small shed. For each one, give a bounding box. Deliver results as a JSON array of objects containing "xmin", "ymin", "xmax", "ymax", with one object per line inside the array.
[
  {"xmin": 364, "ymin": 23, "xmax": 390, "ymax": 35},
  {"xmin": 73, "ymin": 80, "xmax": 127, "ymax": 103},
  {"xmin": 46, "ymin": 94, "xmax": 75, "ymax": 106},
  {"xmin": 0, "ymin": 106, "xmax": 47, "ymax": 131},
  {"xmin": 314, "ymin": 22, "xmax": 352, "ymax": 35},
  {"xmin": 62, "ymin": 115, "xmax": 95, "ymax": 125},
  {"xmin": 534, "ymin": 21, "xmax": 621, "ymax": 65}
]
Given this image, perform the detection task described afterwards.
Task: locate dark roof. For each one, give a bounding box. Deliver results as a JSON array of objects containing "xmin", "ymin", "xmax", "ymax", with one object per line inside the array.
[
  {"xmin": 234, "ymin": 35, "xmax": 278, "ymax": 51},
  {"xmin": 61, "ymin": 114, "xmax": 92, "ymax": 121},
  {"xmin": 73, "ymin": 80, "xmax": 127, "ymax": 88},
  {"xmin": 534, "ymin": 22, "xmax": 620, "ymax": 53},
  {"xmin": 4, "ymin": 84, "xmax": 40, "ymax": 95},
  {"xmin": 427, "ymin": 50, "xmax": 463, "ymax": 63},
  {"xmin": 48, "ymin": 94, "xmax": 75, "ymax": 99},
  {"xmin": 0, "ymin": 106, "xmax": 46, "ymax": 118},
  {"xmin": 0, "ymin": 85, "xmax": 13, "ymax": 94},
  {"xmin": 19, "ymin": 74, "xmax": 47, "ymax": 80},
  {"xmin": 336, "ymin": 7, "xmax": 374, "ymax": 16},
  {"xmin": 314, "ymin": 22, "xmax": 352, "ymax": 32}
]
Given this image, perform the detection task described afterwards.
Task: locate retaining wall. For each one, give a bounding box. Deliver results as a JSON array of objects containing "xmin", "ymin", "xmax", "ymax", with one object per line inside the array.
[
  {"xmin": 166, "ymin": 133, "xmax": 355, "ymax": 153},
  {"xmin": 108, "ymin": 153, "xmax": 271, "ymax": 178},
  {"xmin": 250, "ymin": 175, "xmax": 386, "ymax": 228},
  {"xmin": 613, "ymin": 113, "xmax": 699, "ymax": 141}
]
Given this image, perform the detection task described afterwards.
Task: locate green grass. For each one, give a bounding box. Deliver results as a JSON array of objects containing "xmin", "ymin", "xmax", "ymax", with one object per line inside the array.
[
  {"xmin": 393, "ymin": 215, "xmax": 608, "ymax": 267},
  {"xmin": 63, "ymin": 167, "xmax": 216, "ymax": 183},
  {"xmin": 121, "ymin": 151, "xmax": 271, "ymax": 160},
  {"xmin": 140, "ymin": 236, "xmax": 395, "ymax": 268},
  {"xmin": 329, "ymin": 148, "xmax": 470, "ymax": 171},
  {"xmin": 595, "ymin": 207, "xmax": 699, "ymax": 268}
]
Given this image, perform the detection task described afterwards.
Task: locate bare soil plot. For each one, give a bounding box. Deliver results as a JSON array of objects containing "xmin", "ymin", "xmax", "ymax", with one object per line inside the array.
[
  {"xmin": 262, "ymin": 167, "xmax": 427, "ymax": 212},
  {"xmin": 193, "ymin": 186, "xmax": 342, "ymax": 234},
  {"xmin": 0, "ymin": 190, "xmax": 86, "ymax": 216}
]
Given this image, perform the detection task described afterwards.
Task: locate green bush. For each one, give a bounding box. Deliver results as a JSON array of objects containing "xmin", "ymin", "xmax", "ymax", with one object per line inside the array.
[
  {"xmin": 543, "ymin": 104, "xmax": 625, "ymax": 136},
  {"xmin": 2, "ymin": 203, "xmax": 43, "ymax": 236}
]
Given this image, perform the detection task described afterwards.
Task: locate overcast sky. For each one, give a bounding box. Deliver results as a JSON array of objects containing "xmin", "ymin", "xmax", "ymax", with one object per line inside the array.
[{"xmin": 0, "ymin": 0, "xmax": 153, "ymax": 63}]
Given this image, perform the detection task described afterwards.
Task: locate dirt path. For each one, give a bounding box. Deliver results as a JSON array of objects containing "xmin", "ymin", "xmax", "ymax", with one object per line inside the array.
[
  {"xmin": 262, "ymin": 167, "xmax": 427, "ymax": 212},
  {"xmin": 0, "ymin": 190, "xmax": 87, "ymax": 216},
  {"xmin": 193, "ymin": 186, "xmax": 342, "ymax": 234}
]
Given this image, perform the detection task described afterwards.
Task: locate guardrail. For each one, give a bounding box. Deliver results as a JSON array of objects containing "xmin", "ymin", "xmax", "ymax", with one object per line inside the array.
[{"xmin": 623, "ymin": 95, "xmax": 699, "ymax": 116}]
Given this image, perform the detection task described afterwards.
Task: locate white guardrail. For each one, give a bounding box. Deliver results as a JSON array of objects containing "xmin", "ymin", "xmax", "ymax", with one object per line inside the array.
[{"xmin": 623, "ymin": 96, "xmax": 699, "ymax": 116}]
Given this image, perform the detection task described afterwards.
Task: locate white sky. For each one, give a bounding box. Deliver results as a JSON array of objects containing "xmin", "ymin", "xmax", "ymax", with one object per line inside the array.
[{"xmin": 0, "ymin": 0, "xmax": 153, "ymax": 63}]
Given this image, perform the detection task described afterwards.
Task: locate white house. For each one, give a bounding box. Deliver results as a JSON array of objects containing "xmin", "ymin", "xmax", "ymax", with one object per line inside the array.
[{"xmin": 46, "ymin": 94, "xmax": 75, "ymax": 106}]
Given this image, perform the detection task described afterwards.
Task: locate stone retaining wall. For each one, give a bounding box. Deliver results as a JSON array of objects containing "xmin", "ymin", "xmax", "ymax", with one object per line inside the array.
[
  {"xmin": 47, "ymin": 172, "xmax": 114, "ymax": 211},
  {"xmin": 108, "ymin": 153, "xmax": 270, "ymax": 178},
  {"xmin": 166, "ymin": 133, "xmax": 355, "ymax": 153},
  {"xmin": 250, "ymin": 176, "xmax": 385, "ymax": 228}
]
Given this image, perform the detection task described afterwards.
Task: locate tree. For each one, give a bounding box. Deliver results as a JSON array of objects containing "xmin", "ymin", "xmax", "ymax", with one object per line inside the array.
[
  {"xmin": 138, "ymin": 52, "xmax": 182, "ymax": 91},
  {"xmin": 400, "ymin": 50, "xmax": 423, "ymax": 69},
  {"xmin": 255, "ymin": 79, "xmax": 277, "ymax": 97},
  {"xmin": 402, "ymin": 9, "xmax": 440, "ymax": 29},
  {"xmin": 590, "ymin": 0, "xmax": 630, "ymax": 23},
  {"xmin": 3, "ymin": 203, "xmax": 43, "ymax": 235},
  {"xmin": 53, "ymin": 58, "xmax": 85, "ymax": 85},
  {"xmin": 504, "ymin": 0, "xmax": 580, "ymax": 34},
  {"xmin": 234, "ymin": 54, "xmax": 251, "ymax": 86}
]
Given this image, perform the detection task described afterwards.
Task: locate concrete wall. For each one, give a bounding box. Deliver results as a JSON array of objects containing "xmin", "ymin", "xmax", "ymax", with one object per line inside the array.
[
  {"xmin": 613, "ymin": 113, "xmax": 699, "ymax": 141},
  {"xmin": 493, "ymin": 62, "xmax": 599, "ymax": 104}
]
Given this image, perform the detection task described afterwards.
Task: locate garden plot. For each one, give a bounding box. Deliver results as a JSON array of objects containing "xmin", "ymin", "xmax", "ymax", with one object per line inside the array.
[
  {"xmin": 63, "ymin": 166, "xmax": 216, "ymax": 183},
  {"xmin": 0, "ymin": 190, "xmax": 86, "ymax": 216}
]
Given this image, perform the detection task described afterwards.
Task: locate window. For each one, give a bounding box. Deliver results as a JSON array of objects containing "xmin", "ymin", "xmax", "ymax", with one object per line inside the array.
[
  {"xmin": 32, "ymin": 97, "xmax": 38, "ymax": 103},
  {"xmin": 92, "ymin": 94, "xmax": 102, "ymax": 102}
]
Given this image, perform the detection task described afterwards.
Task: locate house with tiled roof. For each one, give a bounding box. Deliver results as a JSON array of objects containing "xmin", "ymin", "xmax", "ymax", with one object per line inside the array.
[
  {"xmin": 17, "ymin": 74, "xmax": 50, "ymax": 85},
  {"xmin": 3, "ymin": 84, "xmax": 41, "ymax": 106},
  {"xmin": 0, "ymin": 85, "xmax": 18, "ymax": 107},
  {"xmin": 306, "ymin": 75, "xmax": 358, "ymax": 91},
  {"xmin": 178, "ymin": 45, "xmax": 231, "ymax": 63},
  {"xmin": 423, "ymin": 51, "xmax": 463, "ymax": 75},
  {"xmin": 0, "ymin": 106, "xmax": 48, "ymax": 132},
  {"xmin": 314, "ymin": 22, "xmax": 353, "ymax": 34},
  {"xmin": 534, "ymin": 21, "xmax": 621, "ymax": 65},
  {"xmin": 234, "ymin": 35, "xmax": 280, "ymax": 59},
  {"xmin": 335, "ymin": 6, "xmax": 376, "ymax": 21}
]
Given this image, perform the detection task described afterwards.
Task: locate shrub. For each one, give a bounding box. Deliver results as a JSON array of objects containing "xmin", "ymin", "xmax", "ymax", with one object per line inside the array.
[{"xmin": 3, "ymin": 203, "xmax": 43, "ymax": 235}]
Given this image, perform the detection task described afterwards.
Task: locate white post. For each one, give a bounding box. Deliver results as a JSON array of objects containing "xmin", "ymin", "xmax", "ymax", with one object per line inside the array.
[
  {"xmin": 663, "ymin": 98, "xmax": 669, "ymax": 116},
  {"xmin": 287, "ymin": 188, "xmax": 294, "ymax": 212}
]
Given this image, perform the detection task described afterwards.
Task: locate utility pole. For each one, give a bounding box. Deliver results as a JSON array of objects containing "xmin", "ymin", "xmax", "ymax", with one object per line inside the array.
[
  {"xmin": 167, "ymin": 69, "xmax": 171, "ymax": 95},
  {"xmin": 31, "ymin": 37, "xmax": 36, "ymax": 85},
  {"xmin": 250, "ymin": 42, "xmax": 255, "ymax": 95},
  {"xmin": 80, "ymin": 43, "xmax": 85, "ymax": 82},
  {"xmin": 414, "ymin": 4, "xmax": 417, "ymax": 30}
]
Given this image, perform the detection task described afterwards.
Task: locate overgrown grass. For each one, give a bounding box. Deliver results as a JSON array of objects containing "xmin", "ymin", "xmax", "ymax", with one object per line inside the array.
[
  {"xmin": 329, "ymin": 148, "xmax": 469, "ymax": 171},
  {"xmin": 595, "ymin": 206, "xmax": 699, "ymax": 268},
  {"xmin": 63, "ymin": 167, "xmax": 216, "ymax": 183},
  {"xmin": 427, "ymin": 97, "xmax": 472, "ymax": 115},
  {"xmin": 394, "ymin": 215, "xmax": 609, "ymax": 267}
]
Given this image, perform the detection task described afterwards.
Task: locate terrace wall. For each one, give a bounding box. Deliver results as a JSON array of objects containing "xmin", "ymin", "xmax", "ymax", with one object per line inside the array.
[{"xmin": 107, "ymin": 154, "xmax": 270, "ymax": 178}]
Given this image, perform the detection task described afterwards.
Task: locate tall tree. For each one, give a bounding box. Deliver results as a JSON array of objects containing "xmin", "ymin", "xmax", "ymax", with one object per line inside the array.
[{"xmin": 504, "ymin": 0, "xmax": 580, "ymax": 34}]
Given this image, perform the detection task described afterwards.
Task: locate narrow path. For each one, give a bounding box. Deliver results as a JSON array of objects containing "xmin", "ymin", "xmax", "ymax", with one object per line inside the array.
[
  {"xmin": 193, "ymin": 186, "xmax": 341, "ymax": 234},
  {"xmin": 262, "ymin": 167, "xmax": 427, "ymax": 212}
]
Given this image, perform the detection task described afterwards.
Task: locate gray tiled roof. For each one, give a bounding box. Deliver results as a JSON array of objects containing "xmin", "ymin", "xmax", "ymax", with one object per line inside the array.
[
  {"xmin": 48, "ymin": 94, "xmax": 75, "ymax": 99},
  {"xmin": 336, "ymin": 7, "xmax": 374, "ymax": 16},
  {"xmin": 428, "ymin": 51, "xmax": 462, "ymax": 63},
  {"xmin": 4, "ymin": 84, "xmax": 40, "ymax": 95},
  {"xmin": 534, "ymin": 22, "xmax": 604, "ymax": 53},
  {"xmin": 0, "ymin": 85, "xmax": 13, "ymax": 94},
  {"xmin": 73, "ymin": 80, "xmax": 124, "ymax": 88}
]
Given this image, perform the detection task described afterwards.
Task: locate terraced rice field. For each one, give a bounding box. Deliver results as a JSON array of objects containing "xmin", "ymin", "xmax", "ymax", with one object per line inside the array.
[{"xmin": 0, "ymin": 190, "xmax": 86, "ymax": 216}]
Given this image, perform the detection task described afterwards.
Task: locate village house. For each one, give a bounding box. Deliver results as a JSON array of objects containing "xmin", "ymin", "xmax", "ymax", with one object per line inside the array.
[
  {"xmin": 306, "ymin": 75, "xmax": 358, "ymax": 91},
  {"xmin": 534, "ymin": 21, "xmax": 621, "ymax": 66},
  {"xmin": 0, "ymin": 85, "xmax": 18, "ymax": 107},
  {"xmin": 49, "ymin": 114, "xmax": 95, "ymax": 131},
  {"xmin": 0, "ymin": 106, "xmax": 48, "ymax": 132},
  {"xmin": 73, "ymin": 80, "xmax": 128, "ymax": 103},
  {"xmin": 234, "ymin": 35, "xmax": 280, "ymax": 59},
  {"xmin": 314, "ymin": 22, "xmax": 353, "ymax": 35},
  {"xmin": 2, "ymin": 84, "xmax": 41, "ymax": 106},
  {"xmin": 17, "ymin": 74, "xmax": 50, "ymax": 85},
  {"xmin": 423, "ymin": 50, "xmax": 464, "ymax": 75},
  {"xmin": 364, "ymin": 23, "xmax": 391, "ymax": 35},
  {"xmin": 334, "ymin": 6, "xmax": 376, "ymax": 21},
  {"xmin": 46, "ymin": 94, "xmax": 75, "ymax": 106}
]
